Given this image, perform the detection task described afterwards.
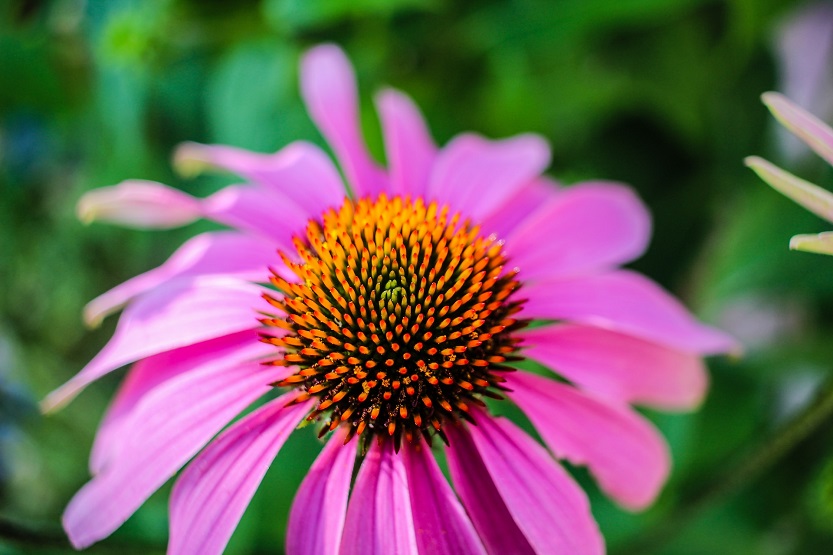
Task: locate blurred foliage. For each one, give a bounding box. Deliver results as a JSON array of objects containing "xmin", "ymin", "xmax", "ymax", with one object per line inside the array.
[{"xmin": 3, "ymin": 0, "xmax": 833, "ymax": 553}]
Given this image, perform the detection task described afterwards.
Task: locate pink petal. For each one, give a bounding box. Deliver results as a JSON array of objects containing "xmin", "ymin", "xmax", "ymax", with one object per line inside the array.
[
  {"xmin": 479, "ymin": 178, "xmax": 560, "ymax": 240},
  {"xmin": 83, "ymin": 231, "xmax": 278, "ymax": 327},
  {"xmin": 745, "ymin": 155, "xmax": 833, "ymax": 223},
  {"xmin": 506, "ymin": 372, "xmax": 671, "ymax": 511},
  {"xmin": 775, "ymin": 3, "xmax": 833, "ymax": 161},
  {"xmin": 89, "ymin": 330, "xmax": 266, "ymax": 474},
  {"xmin": 168, "ymin": 394, "xmax": 313, "ymax": 555},
  {"xmin": 402, "ymin": 441, "xmax": 487, "ymax": 555},
  {"xmin": 174, "ymin": 141, "xmax": 347, "ymax": 216},
  {"xmin": 469, "ymin": 413, "xmax": 604, "ymax": 555},
  {"xmin": 790, "ymin": 231, "xmax": 833, "ymax": 254},
  {"xmin": 763, "ymin": 91, "xmax": 833, "ymax": 167},
  {"xmin": 287, "ymin": 429, "xmax": 355, "ymax": 555},
  {"xmin": 519, "ymin": 324, "xmax": 709, "ymax": 410},
  {"xmin": 776, "ymin": 3, "xmax": 833, "ymax": 112},
  {"xmin": 375, "ymin": 88, "xmax": 437, "ymax": 197},
  {"xmin": 507, "ymin": 182, "xmax": 651, "ymax": 280},
  {"xmin": 77, "ymin": 179, "xmax": 315, "ymax": 246},
  {"xmin": 521, "ymin": 270, "xmax": 739, "ymax": 355},
  {"xmin": 77, "ymin": 180, "xmax": 202, "ymax": 229},
  {"xmin": 449, "ymin": 414, "xmax": 605, "ymax": 555},
  {"xmin": 301, "ymin": 44, "xmax": 386, "ymax": 197},
  {"xmin": 63, "ymin": 347, "xmax": 282, "ymax": 549},
  {"xmin": 445, "ymin": 425, "xmax": 535, "ymax": 555},
  {"xmin": 42, "ymin": 276, "xmax": 265, "ymax": 413},
  {"xmin": 340, "ymin": 440, "xmax": 418, "ymax": 555},
  {"xmin": 203, "ymin": 184, "xmax": 310, "ymax": 246},
  {"xmin": 427, "ymin": 133, "xmax": 550, "ymax": 222}
]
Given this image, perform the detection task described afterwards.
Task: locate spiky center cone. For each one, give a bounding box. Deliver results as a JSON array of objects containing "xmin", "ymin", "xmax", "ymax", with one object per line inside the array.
[{"xmin": 262, "ymin": 194, "xmax": 527, "ymax": 449}]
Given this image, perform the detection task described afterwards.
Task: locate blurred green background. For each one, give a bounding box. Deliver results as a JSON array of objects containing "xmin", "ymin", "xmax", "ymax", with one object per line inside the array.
[{"xmin": 4, "ymin": 0, "xmax": 833, "ymax": 553}]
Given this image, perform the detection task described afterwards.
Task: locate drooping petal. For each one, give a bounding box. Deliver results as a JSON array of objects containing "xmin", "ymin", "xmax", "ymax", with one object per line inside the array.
[
  {"xmin": 77, "ymin": 179, "xmax": 313, "ymax": 246},
  {"xmin": 286, "ymin": 429, "xmax": 355, "ymax": 555},
  {"xmin": 202, "ymin": 184, "xmax": 310, "ymax": 246},
  {"xmin": 42, "ymin": 276, "xmax": 266, "ymax": 413},
  {"xmin": 168, "ymin": 394, "xmax": 313, "ymax": 555},
  {"xmin": 479, "ymin": 178, "xmax": 559, "ymax": 241},
  {"xmin": 301, "ymin": 44, "xmax": 386, "ymax": 196},
  {"xmin": 375, "ymin": 88, "xmax": 437, "ymax": 197},
  {"xmin": 77, "ymin": 180, "xmax": 202, "ymax": 229},
  {"xmin": 402, "ymin": 441, "xmax": 486, "ymax": 555},
  {"xmin": 83, "ymin": 231, "xmax": 279, "ymax": 327},
  {"xmin": 444, "ymin": 426, "xmax": 535, "ymax": 555},
  {"xmin": 506, "ymin": 372, "xmax": 671, "ymax": 511},
  {"xmin": 519, "ymin": 324, "xmax": 709, "ymax": 410},
  {"xmin": 89, "ymin": 330, "xmax": 266, "ymax": 474},
  {"xmin": 445, "ymin": 424, "xmax": 535, "ymax": 555},
  {"xmin": 64, "ymin": 350, "xmax": 283, "ymax": 549},
  {"xmin": 427, "ymin": 133, "xmax": 550, "ymax": 222},
  {"xmin": 447, "ymin": 415, "xmax": 604, "ymax": 555},
  {"xmin": 774, "ymin": 3, "xmax": 833, "ymax": 161},
  {"xmin": 506, "ymin": 182, "xmax": 651, "ymax": 280},
  {"xmin": 174, "ymin": 141, "xmax": 347, "ymax": 216},
  {"xmin": 762, "ymin": 91, "xmax": 833, "ymax": 168},
  {"xmin": 522, "ymin": 270, "xmax": 739, "ymax": 355},
  {"xmin": 745, "ymin": 155, "xmax": 833, "ymax": 222},
  {"xmin": 790, "ymin": 231, "xmax": 833, "ymax": 254},
  {"xmin": 340, "ymin": 440, "xmax": 418, "ymax": 555}
]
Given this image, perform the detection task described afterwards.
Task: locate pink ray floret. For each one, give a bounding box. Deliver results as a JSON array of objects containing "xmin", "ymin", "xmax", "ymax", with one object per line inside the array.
[{"xmin": 747, "ymin": 92, "xmax": 833, "ymax": 255}]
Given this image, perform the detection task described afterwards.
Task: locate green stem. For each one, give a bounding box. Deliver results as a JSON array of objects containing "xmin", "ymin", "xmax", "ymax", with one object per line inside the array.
[{"xmin": 620, "ymin": 376, "xmax": 833, "ymax": 555}]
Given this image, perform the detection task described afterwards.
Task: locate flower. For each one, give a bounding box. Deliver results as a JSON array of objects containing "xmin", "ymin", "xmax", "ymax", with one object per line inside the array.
[
  {"xmin": 746, "ymin": 92, "xmax": 833, "ymax": 255},
  {"xmin": 47, "ymin": 44, "xmax": 736, "ymax": 554},
  {"xmin": 774, "ymin": 2, "xmax": 833, "ymax": 163}
]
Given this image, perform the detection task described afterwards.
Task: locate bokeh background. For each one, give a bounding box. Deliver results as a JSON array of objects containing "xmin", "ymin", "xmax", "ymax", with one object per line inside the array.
[{"xmin": 3, "ymin": 0, "xmax": 833, "ymax": 553}]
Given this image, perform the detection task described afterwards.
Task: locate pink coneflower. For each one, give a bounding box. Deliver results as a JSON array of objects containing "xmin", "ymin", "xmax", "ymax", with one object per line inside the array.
[
  {"xmin": 747, "ymin": 92, "xmax": 833, "ymax": 255},
  {"xmin": 47, "ymin": 44, "xmax": 736, "ymax": 554}
]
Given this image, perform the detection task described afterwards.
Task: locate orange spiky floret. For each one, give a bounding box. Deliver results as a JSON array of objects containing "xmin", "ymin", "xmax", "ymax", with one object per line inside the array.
[{"xmin": 262, "ymin": 194, "xmax": 527, "ymax": 449}]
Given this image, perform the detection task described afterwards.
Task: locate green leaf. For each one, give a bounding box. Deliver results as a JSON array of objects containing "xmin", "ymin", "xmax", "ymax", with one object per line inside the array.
[
  {"xmin": 206, "ymin": 40, "xmax": 314, "ymax": 152},
  {"xmin": 263, "ymin": 0, "xmax": 437, "ymax": 32}
]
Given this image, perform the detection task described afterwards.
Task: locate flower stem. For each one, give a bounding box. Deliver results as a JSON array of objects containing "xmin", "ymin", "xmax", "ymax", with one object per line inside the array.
[{"xmin": 619, "ymin": 375, "xmax": 833, "ymax": 555}]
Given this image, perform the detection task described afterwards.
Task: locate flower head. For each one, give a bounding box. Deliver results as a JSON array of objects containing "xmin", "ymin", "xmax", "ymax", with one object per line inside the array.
[
  {"xmin": 48, "ymin": 44, "xmax": 736, "ymax": 554},
  {"xmin": 267, "ymin": 194, "xmax": 526, "ymax": 446},
  {"xmin": 747, "ymin": 92, "xmax": 833, "ymax": 255}
]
